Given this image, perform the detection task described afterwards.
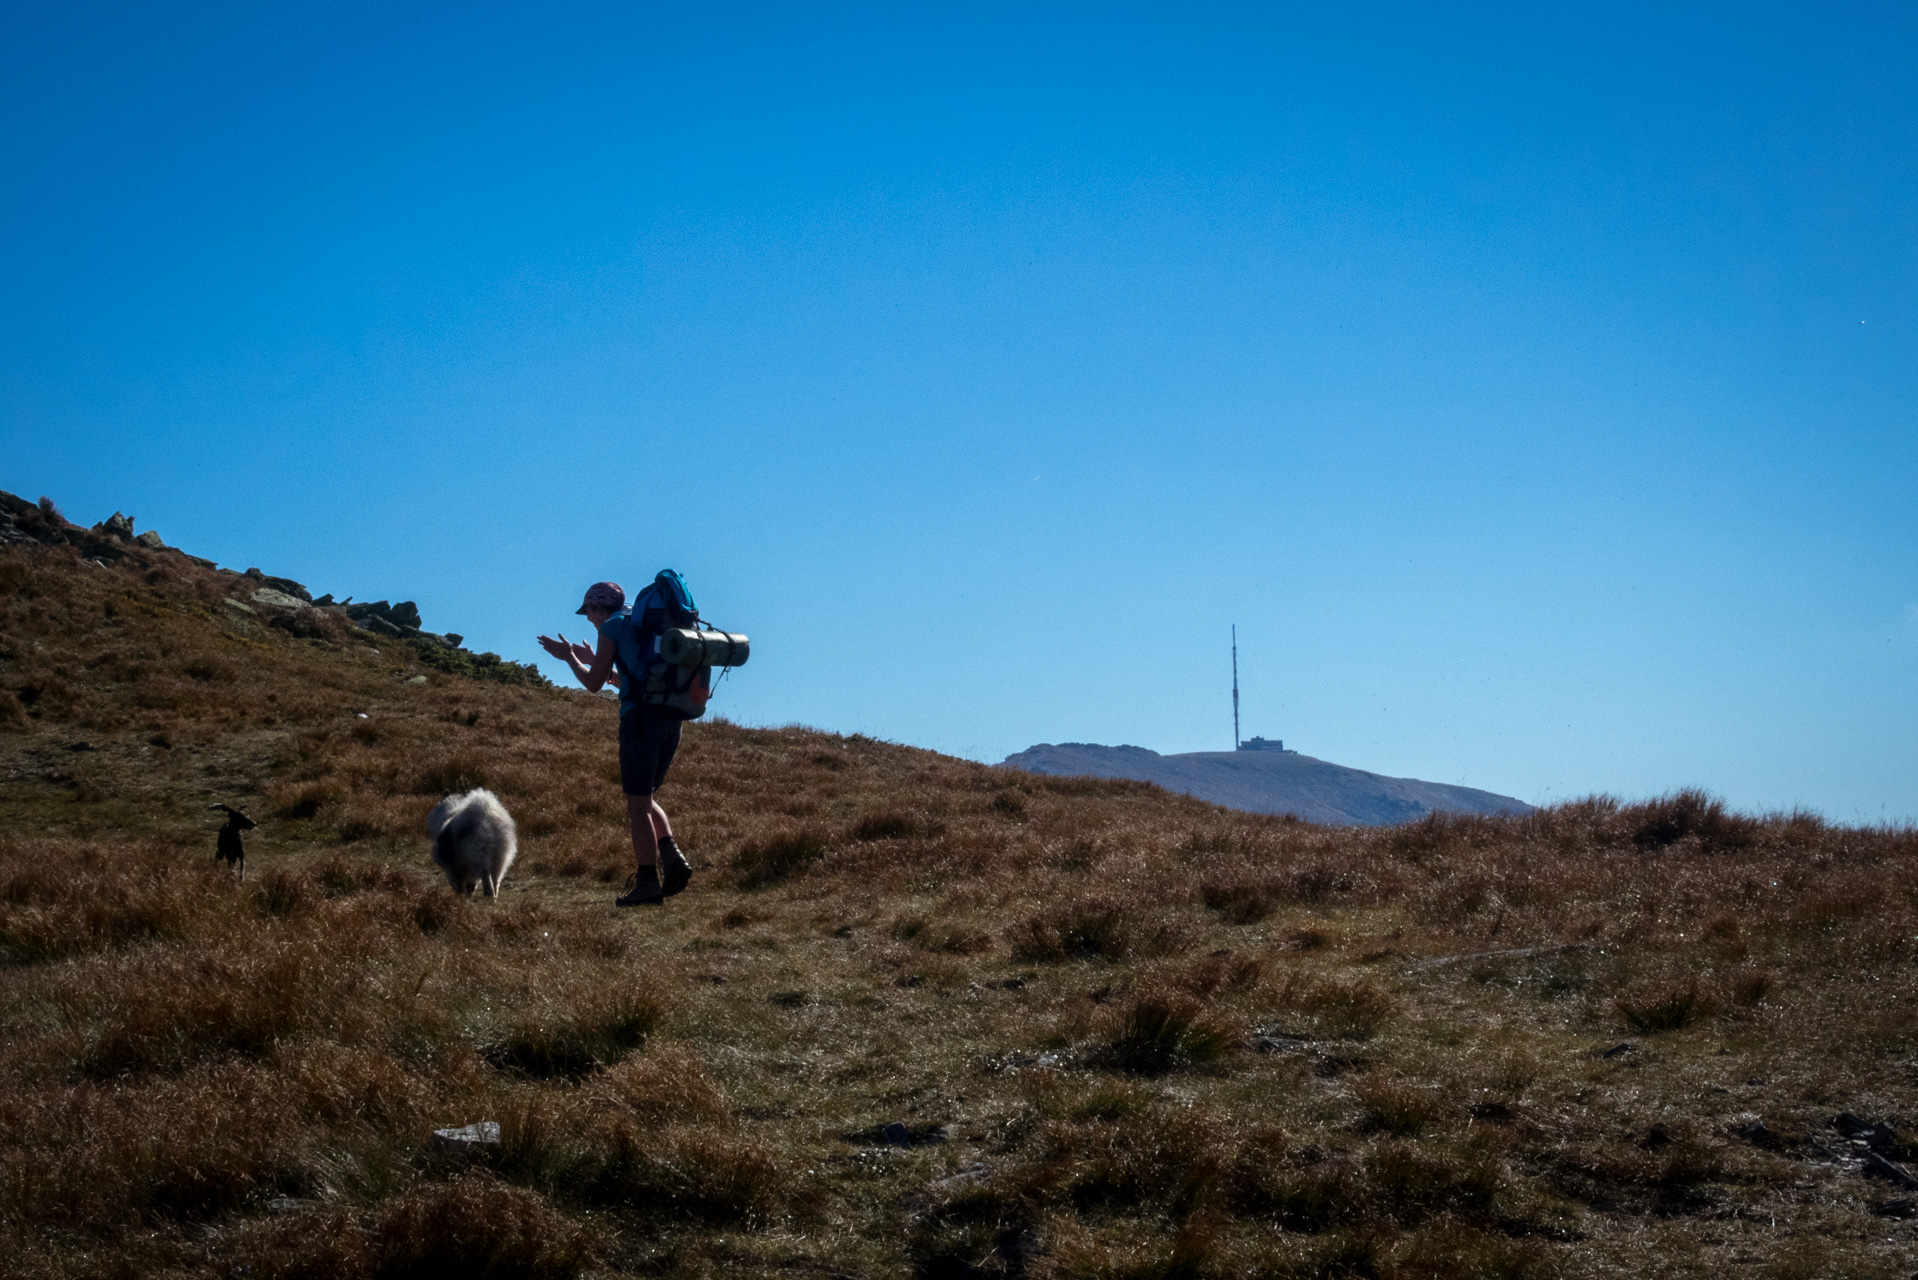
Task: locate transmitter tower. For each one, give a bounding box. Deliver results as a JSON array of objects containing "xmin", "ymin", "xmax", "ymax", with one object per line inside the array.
[{"xmin": 1231, "ymin": 625, "xmax": 1240, "ymax": 750}]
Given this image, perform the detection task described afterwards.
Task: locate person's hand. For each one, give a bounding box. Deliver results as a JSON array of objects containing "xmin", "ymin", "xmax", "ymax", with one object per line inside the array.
[
  {"xmin": 569, "ymin": 640, "xmax": 594, "ymax": 666},
  {"xmin": 536, "ymin": 633, "xmax": 573, "ymax": 661}
]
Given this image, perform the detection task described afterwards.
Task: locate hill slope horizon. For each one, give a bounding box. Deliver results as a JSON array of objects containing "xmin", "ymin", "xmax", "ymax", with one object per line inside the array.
[
  {"xmin": 4, "ymin": 490, "xmax": 1918, "ymax": 1278},
  {"xmin": 1004, "ymin": 742, "xmax": 1533, "ymax": 826}
]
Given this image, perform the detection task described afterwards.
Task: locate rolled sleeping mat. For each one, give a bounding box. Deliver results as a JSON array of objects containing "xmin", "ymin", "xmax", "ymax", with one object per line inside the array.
[{"xmin": 660, "ymin": 627, "xmax": 750, "ymax": 668}]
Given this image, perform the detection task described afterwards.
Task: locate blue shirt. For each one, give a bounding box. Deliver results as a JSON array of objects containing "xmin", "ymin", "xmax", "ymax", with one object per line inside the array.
[
  {"xmin": 596, "ymin": 605, "xmax": 652, "ymax": 717},
  {"xmin": 596, "ymin": 583, "xmax": 672, "ymax": 715}
]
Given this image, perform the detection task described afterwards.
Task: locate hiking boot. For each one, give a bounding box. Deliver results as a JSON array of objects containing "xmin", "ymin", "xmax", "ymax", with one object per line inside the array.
[
  {"xmin": 660, "ymin": 836, "xmax": 693, "ymax": 897},
  {"xmin": 616, "ymin": 866, "xmax": 664, "ymax": 907}
]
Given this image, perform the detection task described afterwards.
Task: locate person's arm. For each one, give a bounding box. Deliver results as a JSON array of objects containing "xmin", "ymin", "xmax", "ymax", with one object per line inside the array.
[
  {"xmin": 577, "ymin": 628, "xmax": 618, "ymax": 691},
  {"xmin": 580, "ymin": 640, "xmax": 623, "ymax": 688},
  {"xmin": 537, "ymin": 629, "xmax": 619, "ymax": 691}
]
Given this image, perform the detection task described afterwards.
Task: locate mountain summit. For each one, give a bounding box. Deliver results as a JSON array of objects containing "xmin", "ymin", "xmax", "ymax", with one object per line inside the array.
[{"xmin": 1002, "ymin": 741, "xmax": 1532, "ymax": 825}]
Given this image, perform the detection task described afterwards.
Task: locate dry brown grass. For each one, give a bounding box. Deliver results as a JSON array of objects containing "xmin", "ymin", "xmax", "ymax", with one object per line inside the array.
[{"xmin": 4, "ymin": 535, "xmax": 1918, "ymax": 1277}]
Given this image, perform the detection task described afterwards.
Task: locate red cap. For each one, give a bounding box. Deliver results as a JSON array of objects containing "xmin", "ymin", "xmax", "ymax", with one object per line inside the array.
[{"xmin": 576, "ymin": 581, "xmax": 625, "ymax": 615}]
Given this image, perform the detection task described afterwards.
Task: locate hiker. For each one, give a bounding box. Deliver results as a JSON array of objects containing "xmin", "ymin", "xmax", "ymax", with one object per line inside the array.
[{"xmin": 537, "ymin": 581, "xmax": 694, "ymax": 907}]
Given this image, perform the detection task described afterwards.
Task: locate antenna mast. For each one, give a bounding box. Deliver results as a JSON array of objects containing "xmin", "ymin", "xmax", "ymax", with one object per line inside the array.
[{"xmin": 1231, "ymin": 625, "xmax": 1240, "ymax": 750}]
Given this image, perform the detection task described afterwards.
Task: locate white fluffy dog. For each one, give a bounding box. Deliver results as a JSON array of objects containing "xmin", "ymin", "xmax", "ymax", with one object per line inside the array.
[{"xmin": 425, "ymin": 788, "xmax": 517, "ymax": 897}]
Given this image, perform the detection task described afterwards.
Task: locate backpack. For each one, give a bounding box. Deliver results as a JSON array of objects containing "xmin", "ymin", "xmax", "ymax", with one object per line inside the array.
[{"xmin": 635, "ymin": 570, "xmax": 714, "ymax": 720}]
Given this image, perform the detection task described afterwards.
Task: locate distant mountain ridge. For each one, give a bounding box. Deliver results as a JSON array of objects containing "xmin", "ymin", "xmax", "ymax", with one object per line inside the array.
[{"xmin": 1001, "ymin": 742, "xmax": 1532, "ymax": 826}]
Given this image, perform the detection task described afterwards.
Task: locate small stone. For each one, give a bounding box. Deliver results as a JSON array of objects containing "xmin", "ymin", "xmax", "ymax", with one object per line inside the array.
[
  {"xmin": 406, "ymin": 675, "xmax": 428, "ymax": 685},
  {"xmin": 444, "ymin": 633, "xmax": 464, "ymax": 648},
  {"xmin": 1864, "ymin": 1151, "xmax": 1918, "ymax": 1190},
  {"xmin": 134, "ymin": 530, "xmax": 164, "ymax": 548},
  {"xmin": 1254, "ymin": 1033, "xmax": 1313, "ymax": 1054},
  {"xmin": 222, "ymin": 598, "xmax": 254, "ymax": 614},
  {"xmin": 268, "ymin": 1196, "xmax": 304, "ymax": 1213},
  {"xmin": 432, "ymin": 1121, "xmax": 501, "ymax": 1154},
  {"xmin": 251, "ymin": 588, "xmax": 309, "ymax": 611},
  {"xmin": 1835, "ymin": 1113, "xmax": 1900, "ymax": 1152},
  {"xmin": 929, "ymin": 1162, "xmax": 990, "ymax": 1193},
  {"xmin": 390, "ymin": 601, "xmax": 423, "ymax": 629}
]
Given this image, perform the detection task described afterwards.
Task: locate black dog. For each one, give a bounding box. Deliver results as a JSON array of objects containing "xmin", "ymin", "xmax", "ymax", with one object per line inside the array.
[{"xmin": 209, "ymin": 804, "xmax": 257, "ymax": 877}]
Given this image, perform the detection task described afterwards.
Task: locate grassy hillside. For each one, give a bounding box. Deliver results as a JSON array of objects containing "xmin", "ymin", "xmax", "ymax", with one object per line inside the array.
[{"xmin": 4, "ymin": 521, "xmax": 1918, "ymax": 1279}]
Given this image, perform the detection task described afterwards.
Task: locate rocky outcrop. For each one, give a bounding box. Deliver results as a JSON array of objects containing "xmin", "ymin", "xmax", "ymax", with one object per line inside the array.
[
  {"xmin": 243, "ymin": 568, "xmax": 312, "ymax": 601},
  {"xmin": 0, "ymin": 493, "xmax": 146, "ymax": 561},
  {"xmin": 0, "ymin": 496, "xmax": 196, "ymax": 563},
  {"xmin": 341, "ymin": 600, "xmax": 460, "ymax": 647},
  {"xmin": 347, "ymin": 600, "xmax": 421, "ymax": 629},
  {"xmin": 250, "ymin": 588, "xmax": 310, "ymax": 611},
  {"xmin": 0, "ymin": 488, "xmax": 531, "ymax": 685}
]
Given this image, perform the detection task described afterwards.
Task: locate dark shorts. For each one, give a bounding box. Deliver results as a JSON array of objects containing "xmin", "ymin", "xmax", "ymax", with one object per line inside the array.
[{"xmin": 618, "ymin": 708, "xmax": 682, "ymax": 797}]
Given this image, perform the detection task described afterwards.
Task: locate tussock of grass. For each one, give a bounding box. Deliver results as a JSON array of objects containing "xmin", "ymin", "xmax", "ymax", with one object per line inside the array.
[
  {"xmin": 889, "ymin": 912, "xmax": 992, "ymax": 954},
  {"xmin": 226, "ymin": 1173, "xmax": 592, "ymax": 1280},
  {"xmin": 852, "ymin": 807, "xmax": 947, "ymax": 841},
  {"xmin": 1007, "ymin": 897, "xmax": 1185, "ymax": 963},
  {"xmin": 1353, "ymin": 1074, "xmax": 1452, "ymax": 1136},
  {"xmin": 586, "ymin": 1046, "xmax": 733, "ymax": 1123},
  {"xmin": 1614, "ymin": 976, "xmax": 1715, "ymax": 1033},
  {"xmin": 1626, "ymin": 787, "xmax": 1758, "ymax": 851},
  {"xmin": 371, "ymin": 1174, "xmax": 590, "ymax": 1279},
  {"xmin": 483, "ymin": 989, "xmax": 662, "ymax": 1079},
  {"xmin": 1093, "ymin": 989, "xmax": 1236, "ymax": 1074},
  {"xmin": 272, "ymin": 777, "xmax": 346, "ymax": 820},
  {"xmin": 732, "ymin": 824, "xmax": 830, "ymax": 888},
  {"xmin": 1266, "ymin": 973, "xmax": 1397, "ymax": 1041},
  {"xmin": 490, "ymin": 1105, "xmax": 785, "ymax": 1225},
  {"xmin": 1199, "ymin": 873, "xmax": 1284, "ymax": 923}
]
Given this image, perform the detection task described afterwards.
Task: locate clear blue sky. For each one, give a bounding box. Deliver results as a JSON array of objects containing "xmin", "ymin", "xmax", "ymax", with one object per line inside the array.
[{"xmin": 4, "ymin": 3, "xmax": 1914, "ymax": 821}]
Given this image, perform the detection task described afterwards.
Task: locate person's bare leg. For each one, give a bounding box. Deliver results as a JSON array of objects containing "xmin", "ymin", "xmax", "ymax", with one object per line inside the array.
[
  {"xmin": 615, "ymin": 793, "xmax": 666, "ymax": 907},
  {"xmin": 648, "ymin": 800, "xmax": 672, "ymax": 843},
  {"xmin": 628, "ymin": 794, "xmax": 659, "ymax": 869}
]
